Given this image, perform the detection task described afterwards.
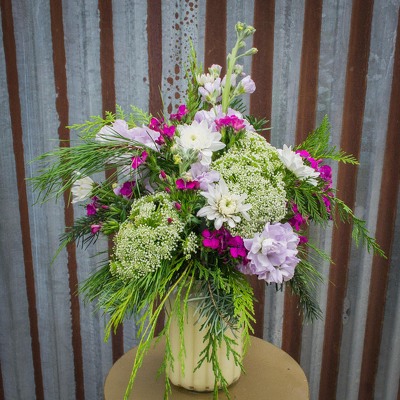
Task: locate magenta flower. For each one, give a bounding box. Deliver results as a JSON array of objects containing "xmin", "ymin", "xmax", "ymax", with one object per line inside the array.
[
  {"xmin": 90, "ymin": 224, "xmax": 101, "ymax": 234},
  {"xmin": 176, "ymin": 179, "xmax": 200, "ymax": 190},
  {"xmin": 215, "ymin": 115, "xmax": 246, "ymax": 132},
  {"xmin": 299, "ymin": 235, "xmax": 308, "ymax": 244},
  {"xmin": 202, "ymin": 230, "xmax": 220, "ymax": 249},
  {"xmin": 86, "ymin": 203, "xmax": 97, "ymax": 216},
  {"xmin": 159, "ymin": 170, "xmax": 167, "ymax": 180},
  {"xmin": 170, "ymin": 104, "xmax": 189, "ymax": 121},
  {"xmin": 319, "ymin": 165, "xmax": 332, "ymax": 188},
  {"xmin": 131, "ymin": 150, "xmax": 148, "ymax": 169},
  {"xmin": 86, "ymin": 196, "xmax": 99, "ymax": 216},
  {"xmin": 162, "ymin": 125, "xmax": 176, "ymax": 138},
  {"xmin": 149, "ymin": 117, "xmax": 164, "ymax": 131},
  {"xmin": 174, "ymin": 202, "xmax": 182, "ymax": 211},
  {"xmin": 201, "ymin": 228, "xmax": 247, "ymax": 259},
  {"xmin": 288, "ymin": 203, "xmax": 307, "ymax": 231},
  {"xmin": 114, "ymin": 180, "xmax": 135, "ymax": 198}
]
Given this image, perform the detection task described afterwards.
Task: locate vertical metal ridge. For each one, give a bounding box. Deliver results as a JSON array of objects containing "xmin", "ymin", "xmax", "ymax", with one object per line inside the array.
[
  {"xmin": 204, "ymin": 0, "xmax": 227, "ymax": 70},
  {"xmin": 249, "ymin": 0, "xmax": 276, "ymax": 338},
  {"xmin": 147, "ymin": 0, "xmax": 163, "ymax": 117},
  {"xmin": 147, "ymin": 0, "xmax": 164, "ymax": 336},
  {"xmin": 98, "ymin": 0, "xmax": 124, "ymax": 363},
  {"xmin": 0, "ymin": 1, "xmax": 44, "ymax": 398},
  {"xmin": 282, "ymin": 0, "xmax": 323, "ymax": 363},
  {"xmin": 250, "ymin": 0, "xmax": 275, "ymax": 143},
  {"xmin": 49, "ymin": 1, "xmax": 85, "ymax": 398},
  {"xmin": 358, "ymin": 9, "xmax": 400, "ymax": 400},
  {"xmin": 319, "ymin": 1, "xmax": 374, "ymax": 398},
  {"xmin": 294, "ymin": 0, "xmax": 323, "ymax": 142},
  {"xmin": 0, "ymin": 361, "xmax": 4, "ymax": 400}
]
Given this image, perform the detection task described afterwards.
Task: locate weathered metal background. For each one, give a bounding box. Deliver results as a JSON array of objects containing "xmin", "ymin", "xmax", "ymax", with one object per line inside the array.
[{"xmin": 0, "ymin": 1, "xmax": 399, "ymax": 399}]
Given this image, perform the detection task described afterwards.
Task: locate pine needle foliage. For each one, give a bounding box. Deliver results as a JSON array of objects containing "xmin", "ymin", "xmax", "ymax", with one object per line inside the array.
[
  {"xmin": 79, "ymin": 255, "xmax": 254, "ymax": 400},
  {"xmin": 296, "ymin": 115, "xmax": 358, "ymax": 164},
  {"xmin": 333, "ymin": 197, "xmax": 386, "ymax": 257}
]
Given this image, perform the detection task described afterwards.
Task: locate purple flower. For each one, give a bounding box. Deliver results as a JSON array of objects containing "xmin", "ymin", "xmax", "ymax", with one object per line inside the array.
[
  {"xmin": 131, "ymin": 151, "xmax": 148, "ymax": 169},
  {"xmin": 239, "ymin": 222, "xmax": 300, "ymax": 284},
  {"xmin": 174, "ymin": 202, "xmax": 182, "ymax": 211},
  {"xmin": 238, "ymin": 75, "xmax": 256, "ymax": 94},
  {"xmin": 96, "ymin": 119, "xmax": 160, "ymax": 151},
  {"xmin": 176, "ymin": 179, "xmax": 200, "ymax": 190},
  {"xmin": 194, "ymin": 106, "xmax": 255, "ymax": 132},
  {"xmin": 189, "ymin": 163, "xmax": 220, "ymax": 191},
  {"xmin": 170, "ymin": 104, "xmax": 189, "ymax": 121},
  {"xmin": 159, "ymin": 170, "xmax": 167, "ymax": 180}
]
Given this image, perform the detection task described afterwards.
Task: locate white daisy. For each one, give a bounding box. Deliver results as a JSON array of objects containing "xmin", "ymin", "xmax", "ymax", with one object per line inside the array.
[
  {"xmin": 197, "ymin": 179, "xmax": 251, "ymax": 230},
  {"xmin": 277, "ymin": 145, "xmax": 320, "ymax": 185},
  {"xmin": 176, "ymin": 120, "xmax": 225, "ymax": 165}
]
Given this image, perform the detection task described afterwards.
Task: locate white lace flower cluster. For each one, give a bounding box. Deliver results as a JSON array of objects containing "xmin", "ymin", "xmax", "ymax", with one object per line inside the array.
[
  {"xmin": 111, "ymin": 192, "xmax": 183, "ymax": 279},
  {"xmin": 212, "ymin": 131, "xmax": 287, "ymax": 238}
]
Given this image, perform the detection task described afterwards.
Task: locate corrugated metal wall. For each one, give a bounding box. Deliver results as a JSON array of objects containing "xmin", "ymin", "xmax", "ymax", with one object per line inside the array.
[{"xmin": 0, "ymin": 1, "xmax": 399, "ymax": 399}]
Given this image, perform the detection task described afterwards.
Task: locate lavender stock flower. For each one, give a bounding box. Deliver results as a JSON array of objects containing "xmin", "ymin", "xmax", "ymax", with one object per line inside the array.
[{"xmin": 239, "ymin": 222, "xmax": 300, "ymax": 284}]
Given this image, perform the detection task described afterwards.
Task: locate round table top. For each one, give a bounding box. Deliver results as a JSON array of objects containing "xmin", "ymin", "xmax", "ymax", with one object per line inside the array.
[{"xmin": 104, "ymin": 336, "xmax": 309, "ymax": 399}]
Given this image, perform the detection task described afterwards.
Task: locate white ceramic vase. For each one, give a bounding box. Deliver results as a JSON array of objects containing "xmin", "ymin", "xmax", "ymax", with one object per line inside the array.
[{"xmin": 166, "ymin": 296, "xmax": 243, "ymax": 392}]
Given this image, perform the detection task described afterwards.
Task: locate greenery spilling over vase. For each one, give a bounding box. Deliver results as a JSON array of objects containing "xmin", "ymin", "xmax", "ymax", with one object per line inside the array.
[{"xmin": 32, "ymin": 22, "xmax": 384, "ymax": 400}]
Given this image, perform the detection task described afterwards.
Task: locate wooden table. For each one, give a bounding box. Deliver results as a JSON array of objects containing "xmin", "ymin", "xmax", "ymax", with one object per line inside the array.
[{"xmin": 104, "ymin": 336, "xmax": 309, "ymax": 399}]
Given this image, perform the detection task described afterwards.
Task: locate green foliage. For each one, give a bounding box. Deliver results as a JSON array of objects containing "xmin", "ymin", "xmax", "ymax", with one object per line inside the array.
[
  {"xmin": 184, "ymin": 42, "xmax": 202, "ymax": 121},
  {"xmin": 67, "ymin": 105, "xmax": 151, "ymax": 140},
  {"xmin": 333, "ymin": 198, "xmax": 386, "ymax": 257},
  {"xmin": 68, "ymin": 111, "xmax": 116, "ymax": 140},
  {"xmin": 30, "ymin": 139, "xmax": 154, "ymax": 202},
  {"xmin": 79, "ymin": 255, "xmax": 254, "ymax": 400},
  {"xmin": 296, "ymin": 115, "xmax": 359, "ymax": 164},
  {"xmin": 287, "ymin": 243, "xmax": 325, "ymax": 321}
]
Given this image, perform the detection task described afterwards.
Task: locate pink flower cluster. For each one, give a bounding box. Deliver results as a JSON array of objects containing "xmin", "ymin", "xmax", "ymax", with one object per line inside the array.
[
  {"xmin": 170, "ymin": 104, "xmax": 189, "ymax": 121},
  {"xmin": 215, "ymin": 115, "xmax": 246, "ymax": 133},
  {"xmin": 131, "ymin": 150, "xmax": 148, "ymax": 169},
  {"xmin": 296, "ymin": 149, "xmax": 334, "ymax": 216},
  {"xmin": 114, "ymin": 181, "xmax": 136, "ymax": 198},
  {"xmin": 202, "ymin": 228, "xmax": 247, "ymax": 259},
  {"xmin": 149, "ymin": 117, "xmax": 176, "ymax": 145},
  {"xmin": 175, "ymin": 178, "xmax": 200, "ymax": 190}
]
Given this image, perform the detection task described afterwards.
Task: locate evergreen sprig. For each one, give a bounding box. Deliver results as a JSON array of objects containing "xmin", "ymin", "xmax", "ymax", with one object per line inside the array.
[
  {"xmin": 287, "ymin": 254, "xmax": 324, "ymax": 321},
  {"xmin": 296, "ymin": 115, "xmax": 358, "ymax": 164},
  {"xmin": 333, "ymin": 198, "xmax": 386, "ymax": 257},
  {"xmin": 30, "ymin": 138, "xmax": 155, "ymax": 202}
]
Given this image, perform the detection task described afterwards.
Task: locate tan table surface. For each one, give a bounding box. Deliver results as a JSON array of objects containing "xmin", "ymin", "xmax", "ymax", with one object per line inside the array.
[{"xmin": 104, "ymin": 336, "xmax": 309, "ymax": 400}]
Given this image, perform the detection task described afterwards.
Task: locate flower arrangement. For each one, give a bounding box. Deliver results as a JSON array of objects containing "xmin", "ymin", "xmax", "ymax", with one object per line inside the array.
[{"xmin": 32, "ymin": 22, "xmax": 383, "ymax": 400}]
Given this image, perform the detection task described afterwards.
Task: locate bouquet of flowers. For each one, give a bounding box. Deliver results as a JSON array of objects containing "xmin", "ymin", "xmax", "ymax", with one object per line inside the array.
[{"xmin": 32, "ymin": 22, "xmax": 383, "ymax": 400}]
